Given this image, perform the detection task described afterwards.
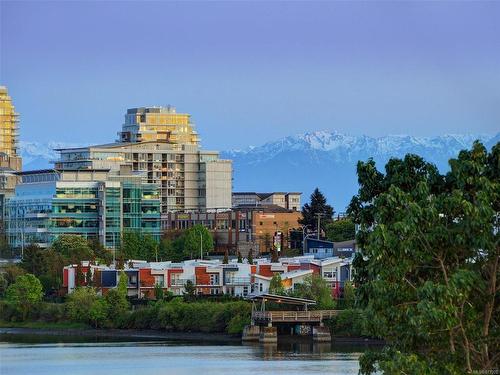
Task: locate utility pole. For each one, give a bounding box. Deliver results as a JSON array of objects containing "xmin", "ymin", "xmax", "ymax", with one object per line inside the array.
[{"xmin": 315, "ymin": 213, "xmax": 323, "ymax": 240}]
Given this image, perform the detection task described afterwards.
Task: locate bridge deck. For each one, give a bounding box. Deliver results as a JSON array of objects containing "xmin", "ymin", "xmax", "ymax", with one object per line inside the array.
[{"xmin": 252, "ymin": 310, "xmax": 339, "ymax": 324}]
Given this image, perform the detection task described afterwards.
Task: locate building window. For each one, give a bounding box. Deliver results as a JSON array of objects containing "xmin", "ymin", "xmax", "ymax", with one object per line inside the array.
[
  {"xmin": 154, "ymin": 275, "xmax": 164, "ymax": 287},
  {"xmin": 210, "ymin": 274, "xmax": 219, "ymax": 285}
]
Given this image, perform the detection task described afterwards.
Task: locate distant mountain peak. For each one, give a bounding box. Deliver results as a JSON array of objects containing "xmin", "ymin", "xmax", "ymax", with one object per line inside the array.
[{"xmin": 18, "ymin": 131, "xmax": 498, "ymax": 210}]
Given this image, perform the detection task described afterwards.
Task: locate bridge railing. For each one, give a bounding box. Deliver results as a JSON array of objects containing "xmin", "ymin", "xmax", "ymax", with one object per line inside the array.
[{"xmin": 252, "ymin": 310, "xmax": 338, "ymax": 323}]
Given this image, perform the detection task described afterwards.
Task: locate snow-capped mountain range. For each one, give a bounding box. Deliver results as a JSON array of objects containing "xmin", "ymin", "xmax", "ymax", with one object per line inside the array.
[
  {"xmin": 18, "ymin": 131, "xmax": 499, "ymax": 210},
  {"xmin": 221, "ymin": 131, "xmax": 499, "ymax": 210}
]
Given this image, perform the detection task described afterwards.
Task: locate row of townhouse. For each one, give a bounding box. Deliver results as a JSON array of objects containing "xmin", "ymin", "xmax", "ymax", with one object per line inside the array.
[{"xmin": 62, "ymin": 256, "xmax": 353, "ymax": 299}]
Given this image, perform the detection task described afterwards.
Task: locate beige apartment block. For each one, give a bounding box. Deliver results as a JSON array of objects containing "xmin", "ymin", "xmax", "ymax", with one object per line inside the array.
[{"xmin": 54, "ymin": 106, "xmax": 232, "ymax": 222}]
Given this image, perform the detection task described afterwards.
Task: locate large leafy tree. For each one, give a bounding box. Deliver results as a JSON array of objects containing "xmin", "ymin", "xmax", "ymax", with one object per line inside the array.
[
  {"xmin": 119, "ymin": 231, "xmax": 159, "ymax": 261},
  {"xmin": 299, "ymin": 188, "xmax": 334, "ymax": 236},
  {"xmin": 348, "ymin": 142, "xmax": 499, "ymax": 374},
  {"xmin": 269, "ymin": 273, "xmax": 285, "ymax": 295},
  {"xmin": 51, "ymin": 234, "xmax": 94, "ymax": 263},
  {"xmin": 325, "ymin": 218, "xmax": 355, "ymax": 242},
  {"xmin": 5, "ymin": 274, "xmax": 44, "ymax": 320},
  {"xmin": 291, "ymin": 274, "xmax": 335, "ymax": 309},
  {"xmin": 183, "ymin": 224, "xmax": 214, "ymax": 259}
]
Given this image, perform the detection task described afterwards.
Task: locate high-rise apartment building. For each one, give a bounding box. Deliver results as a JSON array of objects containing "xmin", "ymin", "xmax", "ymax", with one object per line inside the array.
[
  {"xmin": 0, "ymin": 86, "xmax": 20, "ymax": 160},
  {"xmin": 54, "ymin": 106, "xmax": 232, "ymax": 227},
  {"xmin": 0, "ymin": 86, "xmax": 22, "ymax": 232},
  {"xmin": 119, "ymin": 106, "xmax": 199, "ymax": 145}
]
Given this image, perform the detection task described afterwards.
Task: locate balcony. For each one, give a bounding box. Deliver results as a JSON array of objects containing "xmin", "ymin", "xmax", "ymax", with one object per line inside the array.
[
  {"xmin": 224, "ymin": 277, "xmax": 251, "ymax": 285},
  {"xmin": 170, "ymin": 278, "xmax": 195, "ymax": 286}
]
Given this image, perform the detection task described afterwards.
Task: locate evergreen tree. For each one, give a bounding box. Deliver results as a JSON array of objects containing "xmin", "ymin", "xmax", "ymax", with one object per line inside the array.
[
  {"xmin": 247, "ymin": 248, "xmax": 254, "ymax": 265},
  {"xmin": 223, "ymin": 250, "xmax": 229, "ymax": 264},
  {"xmin": 183, "ymin": 279, "xmax": 196, "ymax": 301},
  {"xmin": 154, "ymin": 283, "xmax": 164, "ymax": 300},
  {"xmin": 237, "ymin": 251, "xmax": 242, "ymax": 263},
  {"xmin": 299, "ymin": 188, "xmax": 334, "ymax": 236},
  {"xmin": 85, "ymin": 266, "xmax": 93, "ymax": 287}
]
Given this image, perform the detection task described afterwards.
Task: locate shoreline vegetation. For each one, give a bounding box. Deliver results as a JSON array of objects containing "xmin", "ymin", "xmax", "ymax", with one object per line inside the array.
[{"xmin": 0, "ymin": 325, "xmax": 383, "ymax": 346}]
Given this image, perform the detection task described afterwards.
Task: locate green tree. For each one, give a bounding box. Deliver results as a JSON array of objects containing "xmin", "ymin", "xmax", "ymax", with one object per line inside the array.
[
  {"xmin": 5, "ymin": 274, "xmax": 44, "ymax": 320},
  {"xmin": 183, "ymin": 279, "xmax": 196, "ymax": 301},
  {"xmin": 2, "ymin": 265, "xmax": 26, "ymax": 286},
  {"xmin": 299, "ymin": 188, "xmax": 334, "ymax": 236},
  {"xmin": 154, "ymin": 283, "xmax": 164, "ymax": 300},
  {"xmin": 293, "ymin": 274, "xmax": 335, "ymax": 309},
  {"xmin": 117, "ymin": 270, "xmax": 128, "ymax": 298},
  {"xmin": 247, "ymin": 248, "xmax": 254, "ymax": 265},
  {"xmin": 269, "ymin": 273, "xmax": 285, "ymax": 295},
  {"xmin": 348, "ymin": 142, "xmax": 500, "ymax": 374},
  {"xmin": 325, "ymin": 219, "xmax": 355, "ymax": 242},
  {"xmin": 0, "ymin": 234, "xmax": 13, "ymax": 258},
  {"xmin": 158, "ymin": 238, "xmax": 183, "ymax": 262},
  {"xmin": 105, "ymin": 288, "xmax": 129, "ymax": 320},
  {"xmin": 223, "ymin": 250, "xmax": 229, "ymax": 264},
  {"xmin": 38, "ymin": 249, "xmax": 66, "ymax": 292},
  {"xmin": 142, "ymin": 233, "xmax": 159, "ymax": 261},
  {"xmin": 88, "ymin": 298, "xmax": 108, "ymax": 328},
  {"xmin": 88, "ymin": 238, "xmax": 113, "ymax": 265},
  {"xmin": 183, "ymin": 224, "xmax": 213, "ymax": 259},
  {"xmin": 119, "ymin": 231, "xmax": 142, "ymax": 260},
  {"xmin": 120, "ymin": 231, "xmax": 160, "ymax": 261},
  {"xmin": 51, "ymin": 235, "xmax": 94, "ymax": 263},
  {"xmin": 342, "ymin": 281, "xmax": 355, "ymax": 309},
  {"xmin": 237, "ymin": 251, "xmax": 243, "ymax": 263},
  {"xmin": 0, "ymin": 273, "xmax": 8, "ymax": 297},
  {"xmin": 20, "ymin": 244, "xmax": 47, "ymax": 276},
  {"xmin": 85, "ymin": 266, "xmax": 93, "ymax": 287},
  {"xmin": 66, "ymin": 287, "xmax": 98, "ymax": 323}
]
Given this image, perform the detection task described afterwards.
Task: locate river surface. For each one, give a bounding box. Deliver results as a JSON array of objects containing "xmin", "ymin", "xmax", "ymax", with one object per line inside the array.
[{"xmin": 0, "ymin": 334, "xmax": 367, "ymax": 375}]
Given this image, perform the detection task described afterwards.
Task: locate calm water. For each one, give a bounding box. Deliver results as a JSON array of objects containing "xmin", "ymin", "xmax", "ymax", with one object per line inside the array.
[{"xmin": 0, "ymin": 335, "xmax": 365, "ymax": 375}]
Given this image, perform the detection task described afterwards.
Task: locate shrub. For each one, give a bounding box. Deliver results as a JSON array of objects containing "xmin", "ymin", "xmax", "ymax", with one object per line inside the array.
[{"xmin": 326, "ymin": 308, "xmax": 369, "ymax": 337}]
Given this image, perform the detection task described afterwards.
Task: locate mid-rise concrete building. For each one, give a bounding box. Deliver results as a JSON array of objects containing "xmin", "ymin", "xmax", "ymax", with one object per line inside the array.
[
  {"xmin": 232, "ymin": 192, "xmax": 301, "ymax": 211},
  {"xmin": 163, "ymin": 204, "xmax": 302, "ymax": 256},
  {"xmin": 55, "ymin": 106, "xmax": 232, "ymax": 226},
  {"xmin": 5, "ymin": 168, "xmax": 161, "ymax": 250}
]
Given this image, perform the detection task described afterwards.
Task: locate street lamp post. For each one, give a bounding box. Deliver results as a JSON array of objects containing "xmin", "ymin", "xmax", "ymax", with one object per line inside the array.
[{"xmin": 200, "ymin": 230, "xmax": 203, "ymax": 260}]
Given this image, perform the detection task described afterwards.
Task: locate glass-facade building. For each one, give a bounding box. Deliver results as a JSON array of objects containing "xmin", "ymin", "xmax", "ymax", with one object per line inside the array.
[{"xmin": 5, "ymin": 170, "xmax": 160, "ymax": 250}]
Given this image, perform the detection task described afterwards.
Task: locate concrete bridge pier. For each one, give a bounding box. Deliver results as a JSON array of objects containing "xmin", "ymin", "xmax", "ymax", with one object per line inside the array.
[
  {"xmin": 242, "ymin": 325, "xmax": 261, "ymax": 342},
  {"xmin": 259, "ymin": 326, "xmax": 278, "ymax": 343},
  {"xmin": 312, "ymin": 325, "xmax": 332, "ymax": 342}
]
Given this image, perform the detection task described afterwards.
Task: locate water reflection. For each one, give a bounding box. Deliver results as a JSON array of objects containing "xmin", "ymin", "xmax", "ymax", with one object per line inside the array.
[{"xmin": 0, "ymin": 334, "xmax": 367, "ymax": 375}]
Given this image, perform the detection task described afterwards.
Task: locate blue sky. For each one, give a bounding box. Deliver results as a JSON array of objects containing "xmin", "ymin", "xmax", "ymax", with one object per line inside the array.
[{"xmin": 1, "ymin": 1, "xmax": 499, "ymax": 150}]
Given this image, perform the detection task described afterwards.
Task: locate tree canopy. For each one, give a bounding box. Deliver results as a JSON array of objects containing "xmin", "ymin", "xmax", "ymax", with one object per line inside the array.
[
  {"xmin": 183, "ymin": 224, "xmax": 214, "ymax": 259},
  {"xmin": 325, "ymin": 219, "xmax": 355, "ymax": 242},
  {"xmin": 348, "ymin": 141, "xmax": 499, "ymax": 374},
  {"xmin": 299, "ymin": 188, "xmax": 334, "ymax": 236},
  {"xmin": 5, "ymin": 273, "xmax": 44, "ymax": 319}
]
